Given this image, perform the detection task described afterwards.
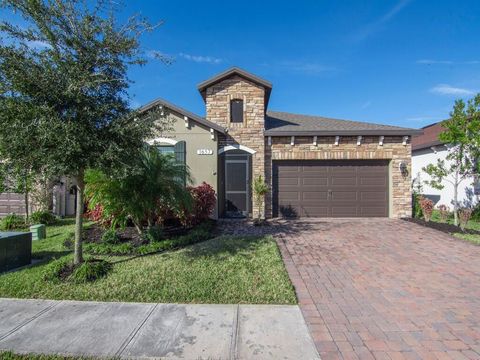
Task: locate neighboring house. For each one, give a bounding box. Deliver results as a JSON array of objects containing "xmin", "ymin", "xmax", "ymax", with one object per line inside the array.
[
  {"xmin": 411, "ymin": 122, "xmax": 479, "ymax": 208},
  {"xmin": 142, "ymin": 67, "xmax": 420, "ymax": 219}
]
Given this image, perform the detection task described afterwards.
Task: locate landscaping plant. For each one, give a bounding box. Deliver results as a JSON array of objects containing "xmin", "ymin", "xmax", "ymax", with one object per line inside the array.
[
  {"xmin": 181, "ymin": 182, "xmax": 217, "ymax": 226},
  {"xmin": 0, "ymin": 0, "xmax": 171, "ymax": 265},
  {"xmin": 422, "ymin": 94, "xmax": 480, "ymax": 226},
  {"xmin": 418, "ymin": 197, "xmax": 434, "ymax": 222},
  {"xmin": 85, "ymin": 147, "xmax": 192, "ymax": 235},
  {"xmin": 31, "ymin": 211, "xmax": 56, "ymax": 225},
  {"xmin": 458, "ymin": 208, "xmax": 473, "ymax": 231},
  {"xmin": 252, "ymin": 175, "xmax": 269, "ymax": 223},
  {"xmin": 437, "ymin": 204, "xmax": 450, "ymax": 223},
  {"xmin": 0, "ymin": 214, "xmax": 26, "ymax": 230}
]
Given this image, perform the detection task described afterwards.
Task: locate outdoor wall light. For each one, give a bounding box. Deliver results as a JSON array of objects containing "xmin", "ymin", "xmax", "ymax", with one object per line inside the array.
[{"xmin": 399, "ymin": 161, "xmax": 409, "ymax": 177}]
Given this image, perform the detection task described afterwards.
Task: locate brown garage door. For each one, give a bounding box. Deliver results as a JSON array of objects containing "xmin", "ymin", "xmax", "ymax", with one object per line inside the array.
[{"xmin": 273, "ymin": 160, "xmax": 389, "ymax": 217}]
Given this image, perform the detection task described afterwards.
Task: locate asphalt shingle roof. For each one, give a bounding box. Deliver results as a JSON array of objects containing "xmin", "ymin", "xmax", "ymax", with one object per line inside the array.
[{"xmin": 265, "ymin": 111, "xmax": 422, "ymax": 136}]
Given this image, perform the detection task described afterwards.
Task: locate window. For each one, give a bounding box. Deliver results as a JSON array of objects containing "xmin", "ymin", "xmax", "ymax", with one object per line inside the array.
[
  {"xmin": 230, "ymin": 99, "xmax": 244, "ymax": 123},
  {"xmin": 156, "ymin": 145, "xmax": 175, "ymax": 155}
]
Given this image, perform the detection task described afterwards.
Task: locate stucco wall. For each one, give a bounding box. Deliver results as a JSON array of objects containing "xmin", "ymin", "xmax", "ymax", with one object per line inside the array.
[
  {"xmin": 151, "ymin": 112, "xmax": 219, "ymax": 218},
  {"xmin": 266, "ymin": 136, "xmax": 413, "ymax": 218},
  {"xmin": 412, "ymin": 146, "xmax": 478, "ymax": 208},
  {"xmin": 205, "ymin": 75, "xmax": 265, "ymax": 218}
]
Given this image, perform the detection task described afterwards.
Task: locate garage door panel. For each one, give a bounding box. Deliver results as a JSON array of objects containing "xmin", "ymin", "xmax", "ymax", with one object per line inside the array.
[
  {"xmin": 331, "ymin": 177, "xmax": 357, "ymax": 186},
  {"xmin": 331, "ymin": 206, "xmax": 358, "ymax": 217},
  {"xmin": 273, "ymin": 160, "xmax": 389, "ymax": 218},
  {"xmin": 331, "ymin": 191, "xmax": 357, "ymax": 201},
  {"xmin": 361, "ymin": 191, "xmax": 387, "ymax": 201},
  {"xmin": 302, "ymin": 191, "xmax": 328, "ymax": 200},
  {"xmin": 303, "ymin": 206, "xmax": 329, "ymax": 217},
  {"xmin": 302, "ymin": 177, "xmax": 328, "ymax": 186}
]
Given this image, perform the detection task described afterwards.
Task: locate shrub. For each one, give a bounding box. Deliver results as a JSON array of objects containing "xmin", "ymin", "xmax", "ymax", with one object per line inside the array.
[
  {"xmin": 70, "ymin": 259, "xmax": 112, "ymax": 283},
  {"xmin": 471, "ymin": 204, "xmax": 480, "ymax": 221},
  {"xmin": 181, "ymin": 182, "xmax": 216, "ymax": 226},
  {"xmin": 412, "ymin": 193, "xmax": 423, "ymax": 218},
  {"xmin": 31, "ymin": 210, "xmax": 56, "ymax": 225},
  {"xmin": 0, "ymin": 213, "xmax": 26, "ymax": 230},
  {"xmin": 101, "ymin": 229, "xmax": 120, "ymax": 244},
  {"xmin": 458, "ymin": 208, "xmax": 472, "ymax": 231},
  {"xmin": 43, "ymin": 257, "xmax": 111, "ymax": 283},
  {"xmin": 144, "ymin": 225, "xmax": 164, "ymax": 243},
  {"xmin": 42, "ymin": 257, "xmax": 72, "ymax": 283},
  {"xmin": 418, "ymin": 197, "xmax": 434, "ymax": 222},
  {"xmin": 437, "ymin": 204, "xmax": 450, "ymax": 223},
  {"xmin": 84, "ymin": 203, "xmax": 112, "ymax": 227}
]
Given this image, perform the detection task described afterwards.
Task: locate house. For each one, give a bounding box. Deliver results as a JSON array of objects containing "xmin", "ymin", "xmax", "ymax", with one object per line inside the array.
[
  {"xmin": 411, "ymin": 121, "xmax": 479, "ymax": 208},
  {"xmin": 141, "ymin": 67, "xmax": 421, "ymax": 219}
]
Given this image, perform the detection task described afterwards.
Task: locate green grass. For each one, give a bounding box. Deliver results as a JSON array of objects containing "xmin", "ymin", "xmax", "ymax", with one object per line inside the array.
[
  {"xmin": 0, "ymin": 220, "xmax": 296, "ymax": 304},
  {"xmin": 429, "ymin": 210, "xmax": 480, "ymax": 245},
  {"xmin": 0, "ymin": 351, "xmax": 98, "ymax": 360}
]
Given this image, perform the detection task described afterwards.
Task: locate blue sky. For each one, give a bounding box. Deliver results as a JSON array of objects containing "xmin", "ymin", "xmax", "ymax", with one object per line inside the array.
[
  {"xmin": 4, "ymin": 0, "xmax": 480, "ymax": 129},
  {"xmin": 123, "ymin": 0, "xmax": 480, "ymax": 129}
]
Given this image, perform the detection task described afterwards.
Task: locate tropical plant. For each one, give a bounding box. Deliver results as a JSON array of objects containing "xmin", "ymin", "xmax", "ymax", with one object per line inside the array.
[
  {"xmin": 181, "ymin": 182, "xmax": 216, "ymax": 226},
  {"xmin": 252, "ymin": 175, "xmax": 269, "ymax": 221},
  {"xmin": 0, "ymin": 214, "xmax": 26, "ymax": 230},
  {"xmin": 85, "ymin": 147, "xmax": 192, "ymax": 234},
  {"xmin": 418, "ymin": 196, "xmax": 434, "ymax": 222},
  {"xmin": 0, "ymin": 0, "xmax": 171, "ymax": 265},
  {"xmin": 437, "ymin": 204, "xmax": 450, "ymax": 223},
  {"xmin": 422, "ymin": 94, "xmax": 480, "ymax": 226}
]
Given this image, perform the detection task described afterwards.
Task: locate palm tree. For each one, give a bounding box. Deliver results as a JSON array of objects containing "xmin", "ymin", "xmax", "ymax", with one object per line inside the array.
[{"xmin": 86, "ymin": 146, "xmax": 192, "ymax": 234}]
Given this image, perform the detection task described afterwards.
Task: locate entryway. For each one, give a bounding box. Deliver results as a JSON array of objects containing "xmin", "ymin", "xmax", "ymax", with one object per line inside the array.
[{"xmin": 224, "ymin": 151, "xmax": 251, "ymax": 217}]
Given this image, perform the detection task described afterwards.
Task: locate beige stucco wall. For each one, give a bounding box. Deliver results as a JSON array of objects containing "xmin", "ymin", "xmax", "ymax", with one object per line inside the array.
[
  {"xmin": 151, "ymin": 112, "xmax": 219, "ymax": 218},
  {"xmin": 205, "ymin": 75, "xmax": 266, "ymax": 218},
  {"xmin": 266, "ymin": 136, "xmax": 412, "ymax": 218}
]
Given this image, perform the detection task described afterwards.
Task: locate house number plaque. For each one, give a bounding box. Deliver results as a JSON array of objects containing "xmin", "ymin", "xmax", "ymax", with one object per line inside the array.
[{"xmin": 196, "ymin": 149, "xmax": 213, "ymax": 155}]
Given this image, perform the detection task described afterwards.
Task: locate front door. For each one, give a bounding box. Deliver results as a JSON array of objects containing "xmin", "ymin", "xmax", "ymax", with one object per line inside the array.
[{"xmin": 225, "ymin": 159, "xmax": 249, "ymax": 217}]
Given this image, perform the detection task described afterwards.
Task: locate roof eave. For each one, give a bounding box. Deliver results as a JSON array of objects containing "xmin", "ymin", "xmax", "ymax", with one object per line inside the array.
[
  {"xmin": 138, "ymin": 98, "xmax": 226, "ymax": 134},
  {"xmin": 264, "ymin": 129, "xmax": 424, "ymax": 136}
]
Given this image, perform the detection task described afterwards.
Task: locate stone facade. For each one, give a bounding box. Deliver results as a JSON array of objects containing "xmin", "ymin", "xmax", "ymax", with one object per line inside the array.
[
  {"xmin": 266, "ymin": 136, "xmax": 412, "ymax": 218},
  {"xmin": 205, "ymin": 75, "xmax": 266, "ymax": 218},
  {"xmin": 203, "ymin": 74, "xmax": 412, "ymax": 220}
]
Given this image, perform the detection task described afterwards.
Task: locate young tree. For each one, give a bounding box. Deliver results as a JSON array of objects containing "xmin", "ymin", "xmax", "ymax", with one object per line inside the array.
[
  {"xmin": 423, "ymin": 95, "xmax": 480, "ymax": 226},
  {"xmin": 0, "ymin": 0, "xmax": 169, "ymax": 264},
  {"xmin": 252, "ymin": 175, "xmax": 269, "ymax": 222}
]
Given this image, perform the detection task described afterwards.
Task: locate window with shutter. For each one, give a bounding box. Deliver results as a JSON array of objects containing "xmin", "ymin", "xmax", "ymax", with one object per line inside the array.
[
  {"xmin": 230, "ymin": 99, "xmax": 244, "ymax": 123},
  {"xmin": 174, "ymin": 141, "xmax": 186, "ymax": 186}
]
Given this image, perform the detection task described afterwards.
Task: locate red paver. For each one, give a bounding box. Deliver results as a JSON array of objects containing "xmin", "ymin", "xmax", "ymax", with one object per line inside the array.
[{"xmin": 277, "ymin": 218, "xmax": 480, "ymax": 359}]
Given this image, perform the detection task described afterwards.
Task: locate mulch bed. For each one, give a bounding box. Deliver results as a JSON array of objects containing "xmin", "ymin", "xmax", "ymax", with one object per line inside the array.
[
  {"xmin": 403, "ymin": 217, "xmax": 480, "ymax": 235},
  {"xmin": 82, "ymin": 224, "xmax": 193, "ymax": 246}
]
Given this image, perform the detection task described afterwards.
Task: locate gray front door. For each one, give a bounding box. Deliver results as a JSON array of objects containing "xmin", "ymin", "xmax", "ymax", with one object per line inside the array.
[{"xmin": 225, "ymin": 159, "xmax": 249, "ymax": 217}]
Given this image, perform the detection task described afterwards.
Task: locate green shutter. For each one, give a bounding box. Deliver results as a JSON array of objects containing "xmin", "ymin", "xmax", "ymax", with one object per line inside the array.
[
  {"xmin": 174, "ymin": 141, "xmax": 186, "ymax": 164},
  {"xmin": 174, "ymin": 141, "xmax": 186, "ymax": 186}
]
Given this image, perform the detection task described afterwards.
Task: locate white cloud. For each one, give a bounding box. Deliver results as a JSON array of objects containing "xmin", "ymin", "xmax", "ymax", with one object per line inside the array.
[
  {"xmin": 178, "ymin": 52, "xmax": 223, "ymax": 64},
  {"xmin": 417, "ymin": 59, "xmax": 480, "ymax": 65},
  {"xmin": 405, "ymin": 116, "xmax": 441, "ymax": 122},
  {"xmin": 430, "ymin": 84, "xmax": 475, "ymax": 96},
  {"xmin": 276, "ymin": 61, "xmax": 337, "ymax": 75},
  {"xmin": 352, "ymin": 0, "xmax": 412, "ymax": 41}
]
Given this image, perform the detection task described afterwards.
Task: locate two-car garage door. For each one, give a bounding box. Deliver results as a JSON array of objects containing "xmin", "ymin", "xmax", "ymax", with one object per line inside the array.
[{"xmin": 272, "ymin": 160, "xmax": 389, "ymax": 217}]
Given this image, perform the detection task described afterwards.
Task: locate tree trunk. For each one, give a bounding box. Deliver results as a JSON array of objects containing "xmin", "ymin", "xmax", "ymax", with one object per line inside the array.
[
  {"xmin": 133, "ymin": 221, "xmax": 143, "ymax": 235},
  {"xmin": 453, "ymin": 170, "xmax": 459, "ymax": 227},
  {"xmin": 74, "ymin": 170, "xmax": 85, "ymax": 265},
  {"xmin": 24, "ymin": 189, "xmax": 29, "ymax": 223}
]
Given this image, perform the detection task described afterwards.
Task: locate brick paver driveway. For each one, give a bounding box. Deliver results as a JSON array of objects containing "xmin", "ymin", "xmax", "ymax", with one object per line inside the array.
[{"xmin": 277, "ymin": 218, "xmax": 480, "ymax": 360}]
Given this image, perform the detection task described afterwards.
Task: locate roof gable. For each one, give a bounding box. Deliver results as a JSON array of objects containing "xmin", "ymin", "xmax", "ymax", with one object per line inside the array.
[
  {"xmin": 197, "ymin": 67, "xmax": 272, "ymax": 108},
  {"xmin": 138, "ymin": 98, "xmax": 226, "ymax": 134}
]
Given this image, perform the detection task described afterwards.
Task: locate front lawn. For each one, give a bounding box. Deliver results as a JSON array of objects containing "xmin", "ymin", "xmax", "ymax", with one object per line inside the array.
[
  {"xmin": 0, "ymin": 220, "xmax": 296, "ymax": 304},
  {"xmin": 405, "ymin": 210, "xmax": 480, "ymax": 245},
  {"xmin": 0, "ymin": 351, "xmax": 96, "ymax": 360}
]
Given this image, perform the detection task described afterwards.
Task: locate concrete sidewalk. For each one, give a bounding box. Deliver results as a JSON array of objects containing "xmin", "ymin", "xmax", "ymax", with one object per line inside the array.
[{"xmin": 0, "ymin": 298, "xmax": 319, "ymax": 359}]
